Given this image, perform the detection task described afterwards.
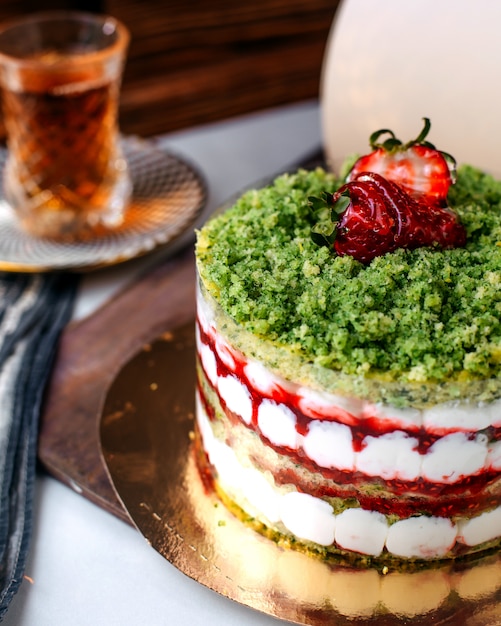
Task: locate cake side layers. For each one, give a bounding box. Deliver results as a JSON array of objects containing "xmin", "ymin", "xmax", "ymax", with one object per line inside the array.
[
  {"xmin": 196, "ymin": 385, "xmax": 501, "ymax": 562},
  {"xmin": 197, "ymin": 369, "xmax": 501, "ymax": 562}
]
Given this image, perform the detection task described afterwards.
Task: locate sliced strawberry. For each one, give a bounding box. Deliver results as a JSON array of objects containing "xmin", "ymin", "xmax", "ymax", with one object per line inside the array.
[
  {"xmin": 347, "ymin": 118, "xmax": 456, "ymax": 206},
  {"xmin": 310, "ymin": 172, "xmax": 466, "ymax": 264}
]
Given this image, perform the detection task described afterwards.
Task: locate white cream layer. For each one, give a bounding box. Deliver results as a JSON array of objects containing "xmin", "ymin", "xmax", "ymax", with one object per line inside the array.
[
  {"xmin": 197, "ymin": 393, "xmax": 501, "ymax": 559},
  {"xmin": 197, "ymin": 321, "xmax": 501, "ymax": 485}
]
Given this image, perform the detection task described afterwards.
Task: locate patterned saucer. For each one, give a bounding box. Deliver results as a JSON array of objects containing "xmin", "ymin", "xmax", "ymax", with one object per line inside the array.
[{"xmin": 0, "ymin": 137, "xmax": 207, "ymax": 272}]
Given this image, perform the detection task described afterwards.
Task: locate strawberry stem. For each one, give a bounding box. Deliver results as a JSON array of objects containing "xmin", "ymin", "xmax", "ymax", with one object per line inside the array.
[
  {"xmin": 411, "ymin": 117, "xmax": 431, "ymax": 145},
  {"xmin": 369, "ymin": 128, "xmax": 402, "ymax": 151},
  {"xmin": 440, "ymin": 151, "xmax": 458, "ymax": 183},
  {"xmin": 369, "ymin": 117, "xmax": 434, "ymax": 152}
]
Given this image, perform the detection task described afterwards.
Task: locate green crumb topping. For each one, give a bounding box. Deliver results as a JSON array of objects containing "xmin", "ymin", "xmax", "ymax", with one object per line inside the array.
[{"xmin": 196, "ymin": 165, "xmax": 501, "ymax": 389}]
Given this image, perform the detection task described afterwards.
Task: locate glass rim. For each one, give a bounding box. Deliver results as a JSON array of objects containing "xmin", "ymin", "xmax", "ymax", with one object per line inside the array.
[{"xmin": 0, "ymin": 10, "xmax": 130, "ymax": 67}]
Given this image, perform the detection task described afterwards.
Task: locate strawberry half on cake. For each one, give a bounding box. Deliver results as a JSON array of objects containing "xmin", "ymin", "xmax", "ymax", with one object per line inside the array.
[{"xmin": 194, "ymin": 120, "xmax": 501, "ymax": 568}]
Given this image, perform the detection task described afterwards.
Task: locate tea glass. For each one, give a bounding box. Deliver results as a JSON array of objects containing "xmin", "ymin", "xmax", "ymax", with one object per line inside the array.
[{"xmin": 0, "ymin": 11, "xmax": 131, "ymax": 240}]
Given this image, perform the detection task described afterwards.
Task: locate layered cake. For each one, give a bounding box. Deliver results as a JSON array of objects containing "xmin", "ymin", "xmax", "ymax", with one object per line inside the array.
[{"xmin": 194, "ymin": 120, "xmax": 501, "ymax": 567}]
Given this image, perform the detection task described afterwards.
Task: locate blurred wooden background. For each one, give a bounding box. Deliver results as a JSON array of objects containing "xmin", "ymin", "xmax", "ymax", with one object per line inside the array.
[{"xmin": 0, "ymin": 0, "xmax": 340, "ymax": 137}]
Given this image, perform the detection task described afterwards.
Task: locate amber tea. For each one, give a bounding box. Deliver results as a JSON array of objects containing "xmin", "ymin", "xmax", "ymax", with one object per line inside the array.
[{"xmin": 0, "ymin": 13, "xmax": 130, "ymax": 240}]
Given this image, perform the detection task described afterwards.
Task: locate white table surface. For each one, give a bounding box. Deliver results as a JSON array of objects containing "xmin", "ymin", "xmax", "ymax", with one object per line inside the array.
[{"xmin": 3, "ymin": 100, "xmax": 322, "ymax": 626}]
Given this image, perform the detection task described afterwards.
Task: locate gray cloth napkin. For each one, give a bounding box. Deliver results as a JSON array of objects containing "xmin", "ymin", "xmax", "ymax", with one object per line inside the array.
[{"xmin": 0, "ymin": 272, "xmax": 77, "ymax": 621}]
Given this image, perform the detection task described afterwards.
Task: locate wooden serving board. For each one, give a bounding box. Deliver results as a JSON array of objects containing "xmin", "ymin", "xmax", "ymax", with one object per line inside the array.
[{"xmin": 38, "ymin": 247, "xmax": 196, "ymax": 523}]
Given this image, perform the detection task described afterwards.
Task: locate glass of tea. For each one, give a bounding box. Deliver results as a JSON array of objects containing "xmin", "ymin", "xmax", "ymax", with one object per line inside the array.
[{"xmin": 0, "ymin": 11, "xmax": 131, "ymax": 240}]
